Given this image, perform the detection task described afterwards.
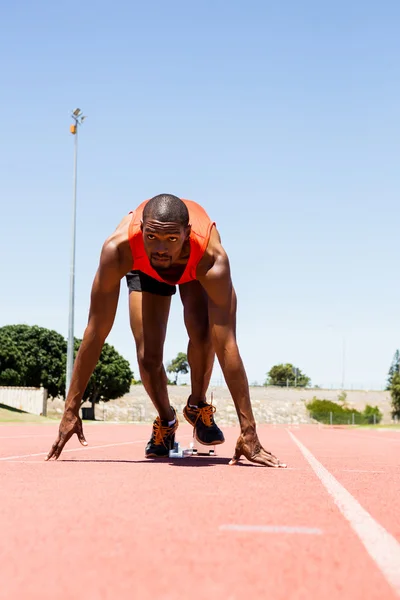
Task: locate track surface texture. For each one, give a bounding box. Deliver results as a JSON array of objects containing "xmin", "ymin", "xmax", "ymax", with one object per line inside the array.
[{"xmin": 0, "ymin": 423, "xmax": 399, "ymax": 600}]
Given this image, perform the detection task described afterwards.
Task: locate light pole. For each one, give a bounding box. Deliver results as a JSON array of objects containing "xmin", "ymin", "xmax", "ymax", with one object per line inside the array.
[{"xmin": 66, "ymin": 108, "xmax": 87, "ymax": 395}]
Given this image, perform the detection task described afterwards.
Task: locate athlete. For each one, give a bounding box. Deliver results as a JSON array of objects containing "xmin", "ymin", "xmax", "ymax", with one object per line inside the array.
[{"xmin": 47, "ymin": 194, "xmax": 286, "ymax": 467}]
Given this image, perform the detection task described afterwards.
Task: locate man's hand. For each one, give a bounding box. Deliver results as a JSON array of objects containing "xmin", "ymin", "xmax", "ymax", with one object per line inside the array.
[
  {"xmin": 46, "ymin": 410, "xmax": 87, "ymax": 461},
  {"xmin": 229, "ymin": 429, "xmax": 287, "ymax": 468}
]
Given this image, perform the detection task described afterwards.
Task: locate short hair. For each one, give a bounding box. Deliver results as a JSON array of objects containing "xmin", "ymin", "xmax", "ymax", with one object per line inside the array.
[{"xmin": 142, "ymin": 194, "xmax": 189, "ymax": 227}]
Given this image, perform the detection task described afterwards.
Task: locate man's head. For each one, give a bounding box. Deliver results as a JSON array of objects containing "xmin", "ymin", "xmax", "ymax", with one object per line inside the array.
[{"xmin": 141, "ymin": 194, "xmax": 191, "ymax": 269}]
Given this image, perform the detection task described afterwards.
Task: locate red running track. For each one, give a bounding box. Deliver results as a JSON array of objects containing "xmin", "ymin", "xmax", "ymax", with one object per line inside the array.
[{"xmin": 0, "ymin": 423, "xmax": 399, "ymax": 600}]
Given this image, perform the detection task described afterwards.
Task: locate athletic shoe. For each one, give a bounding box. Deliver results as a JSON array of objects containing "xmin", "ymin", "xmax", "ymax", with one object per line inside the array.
[
  {"xmin": 145, "ymin": 408, "xmax": 179, "ymax": 458},
  {"xmin": 183, "ymin": 399, "xmax": 225, "ymax": 445}
]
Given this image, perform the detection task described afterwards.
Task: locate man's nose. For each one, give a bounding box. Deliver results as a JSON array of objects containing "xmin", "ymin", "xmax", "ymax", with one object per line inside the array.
[{"xmin": 154, "ymin": 241, "xmax": 168, "ymax": 254}]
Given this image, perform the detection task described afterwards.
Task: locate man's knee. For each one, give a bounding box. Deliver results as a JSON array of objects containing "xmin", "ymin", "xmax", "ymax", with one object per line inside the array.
[
  {"xmin": 188, "ymin": 321, "xmax": 212, "ymax": 347},
  {"xmin": 137, "ymin": 348, "xmax": 164, "ymax": 373}
]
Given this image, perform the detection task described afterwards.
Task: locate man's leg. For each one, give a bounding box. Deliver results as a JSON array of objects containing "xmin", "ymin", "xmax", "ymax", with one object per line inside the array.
[
  {"xmin": 129, "ymin": 289, "xmax": 174, "ymax": 422},
  {"xmin": 179, "ymin": 280, "xmax": 215, "ymax": 405},
  {"xmin": 127, "ymin": 270, "xmax": 177, "ymax": 424},
  {"xmin": 126, "ymin": 272, "xmax": 180, "ymax": 458},
  {"xmin": 179, "ymin": 281, "xmax": 224, "ymax": 445}
]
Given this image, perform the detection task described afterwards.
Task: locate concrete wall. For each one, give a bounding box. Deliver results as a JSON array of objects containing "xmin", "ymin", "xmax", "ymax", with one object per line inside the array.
[
  {"xmin": 0, "ymin": 387, "xmax": 48, "ymax": 416},
  {"xmin": 45, "ymin": 385, "xmax": 393, "ymax": 424},
  {"xmin": 86, "ymin": 385, "xmax": 393, "ymax": 425}
]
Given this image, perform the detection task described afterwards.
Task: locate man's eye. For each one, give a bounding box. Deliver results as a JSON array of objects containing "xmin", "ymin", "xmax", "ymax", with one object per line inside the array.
[
  {"xmin": 147, "ymin": 235, "xmax": 155, "ymax": 240},
  {"xmin": 169, "ymin": 237, "xmax": 177, "ymax": 242}
]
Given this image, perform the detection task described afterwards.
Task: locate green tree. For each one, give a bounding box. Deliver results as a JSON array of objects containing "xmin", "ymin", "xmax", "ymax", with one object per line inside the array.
[
  {"xmin": 72, "ymin": 339, "xmax": 133, "ymax": 409},
  {"xmin": 166, "ymin": 352, "xmax": 189, "ymax": 384},
  {"xmin": 0, "ymin": 334, "xmax": 24, "ymax": 385},
  {"xmin": 386, "ymin": 349, "xmax": 400, "ymax": 390},
  {"xmin": 0, "ymin": 325, "xmax": 67, "ymax": 397},
  {"xmin": 0, "ymin": 326, "xmax": 133, "ymax": 413},
  {"xmin": 390, "ymin": 372, "xmax": 400, "ymax": 419},
  {"xmin": 265, "ymin": 363, "xmax": 311, "ymax": 387}
]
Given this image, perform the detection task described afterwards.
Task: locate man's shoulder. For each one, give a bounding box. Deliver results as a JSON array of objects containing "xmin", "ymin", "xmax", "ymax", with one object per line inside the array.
[
  {"xmin": 196, "ymin": 227, "xmax": 229, "ymax": 278},
  {"xmin": 181, "ymin": 198, "xmax": 202, "ymax": 209},
  {"xmin": 101, "ymin": 215, "xmax": 133, "ymax": 273},
  {"xmin": 105, "ymin": 213, "xmax": 131, "ymax": 244},
  {"xmin": 182, "ymin": 198, "xmax": 211, "ymax": 218},
  {"xmin": 132, "ymin": 199, "xmax": 149, "ymax": 214}
]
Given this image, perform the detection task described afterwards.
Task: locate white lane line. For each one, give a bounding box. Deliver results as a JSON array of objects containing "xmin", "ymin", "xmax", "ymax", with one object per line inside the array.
[
  {"xmin": 288, "ymin": 431, "xmax": 400, "ymax": 597},
  {"xmin": 0, "ymin": 434, "xmax": 55, "ymax": 439},
  {"xmin": 219, "ymin": 525, "xmax": 323, "ymax": 535},
  {"xmin": 0, "ymin": 434, "xmax": 192, "ymax": 462},
  {"xmin": 0, "ymin": 440, "xmax": 148, "ymax": 461}
]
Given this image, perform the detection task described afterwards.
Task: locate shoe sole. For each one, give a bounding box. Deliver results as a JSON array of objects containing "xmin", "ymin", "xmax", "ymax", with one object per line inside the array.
[
  {"xmin": 183, "ymin": 410, "xmax": 225, "ymax": 446},
  {"xmin": 145, "ymin": 453, "xmax": 170, "ymax": 458}
]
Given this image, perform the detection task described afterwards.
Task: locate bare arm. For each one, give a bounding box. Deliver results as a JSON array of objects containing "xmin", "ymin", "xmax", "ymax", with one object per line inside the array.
[
  {"xmin": 65, "ymin": 240, "xmax": 123, "ymax": 413},
  {"xmin": 198, "ymin": 249, "xmax": 255, "ymax": 432},
  {"xmin": 46, "ymin": 239, "xmax": 125, "ymax": 459},
  {"xmin": 198, "ymin": 247, "xmax": 286, "ymax": 467}
]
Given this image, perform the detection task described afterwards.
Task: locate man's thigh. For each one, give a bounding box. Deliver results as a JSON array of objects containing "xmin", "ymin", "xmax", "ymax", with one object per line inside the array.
[
  {"xmin": 127, "ymin": 271, "xmax": 173, "ymax": 352},
  {"xmin": 179, "ymin": 280, "xmax": 209, "ymax": 337}
]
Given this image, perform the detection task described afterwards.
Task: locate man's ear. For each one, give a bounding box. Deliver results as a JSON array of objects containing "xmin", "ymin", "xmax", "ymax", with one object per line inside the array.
[
  {"xmin": 185, "ymin": 224, "xmax": 191, "ymax": 240},
  {"xmin": 140, "ymin": 220, "xmax": 144, "ymax": 232}
]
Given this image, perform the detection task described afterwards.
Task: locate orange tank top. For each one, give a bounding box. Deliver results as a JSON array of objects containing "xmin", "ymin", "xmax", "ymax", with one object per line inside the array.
[{"xmin": 128, "ymin": 199, "xmax": 215, "ymax": 285}]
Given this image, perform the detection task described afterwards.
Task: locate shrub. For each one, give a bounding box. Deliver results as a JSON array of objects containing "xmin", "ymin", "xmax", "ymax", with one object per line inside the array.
[
  {"xmin": 363, "ymin": 405, "xmax": 383, "ymax": 424},
  {"xmin": 306, "ymin": 398, "xmax": 363, "ymax": 425}
]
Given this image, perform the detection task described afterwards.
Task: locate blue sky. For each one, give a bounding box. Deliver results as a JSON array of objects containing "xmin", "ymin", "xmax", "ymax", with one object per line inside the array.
[{"xmin": 1, "ymin": 0, "xmax": 399, "ymax": 389}]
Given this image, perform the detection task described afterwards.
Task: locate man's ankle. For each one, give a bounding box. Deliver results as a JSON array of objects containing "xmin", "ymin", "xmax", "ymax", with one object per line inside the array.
[
  {"xmin": 187, "ymin": 395, "xmax": 206, "ymax": 407},
  {"xmin": 160, "ymin": 406, "xmax": 175, "ymax": 422}
]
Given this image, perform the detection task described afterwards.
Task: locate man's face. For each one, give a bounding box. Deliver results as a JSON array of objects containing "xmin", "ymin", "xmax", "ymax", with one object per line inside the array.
[{"xmin": 141, "ymin": 219, "xmax": 190, "ymax": 269}]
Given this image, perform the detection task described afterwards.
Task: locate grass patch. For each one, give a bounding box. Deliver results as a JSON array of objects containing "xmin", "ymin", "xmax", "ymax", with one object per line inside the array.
[{"xmin": 0, "ymin": 404, "xmax": 56, "ymax": 423}]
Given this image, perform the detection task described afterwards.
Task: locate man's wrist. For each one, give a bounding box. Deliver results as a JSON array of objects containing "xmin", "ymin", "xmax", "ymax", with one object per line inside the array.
[
  {"xmin": 240, "ymin": 418, "xmax": 256, "ymax": 434},
  {"xmin": 64, "ymin": 403, "xmax": 80, "ymax": 418}
]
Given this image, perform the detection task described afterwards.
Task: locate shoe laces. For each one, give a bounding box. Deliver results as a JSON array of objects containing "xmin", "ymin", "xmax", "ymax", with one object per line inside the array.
[
  {"xmin": 152, "ymin": 418, "xmax": 176, "ymax": 447},
  {"xmin": 195, "ymin": 403, "xmax": 216, "ymax": 427}
]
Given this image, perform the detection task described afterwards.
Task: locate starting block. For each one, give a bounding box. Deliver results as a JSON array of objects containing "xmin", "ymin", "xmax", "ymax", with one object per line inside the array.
[
  {"xmin": 168, "ymin": 441, "xmax": 193, "ymax": 458},
  {"xmin": 190, "ymin": 437, "xmax": 216, "ymax": 456},
  {"xmin": 168, "ymin": 438, "xmax": 217, "ymax": 458}
]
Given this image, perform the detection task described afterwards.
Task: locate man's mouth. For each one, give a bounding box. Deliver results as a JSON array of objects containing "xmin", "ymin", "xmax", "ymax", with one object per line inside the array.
[{"xmin": 152, "ymin": 255, "xmax": 170, "ymax": 263}]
